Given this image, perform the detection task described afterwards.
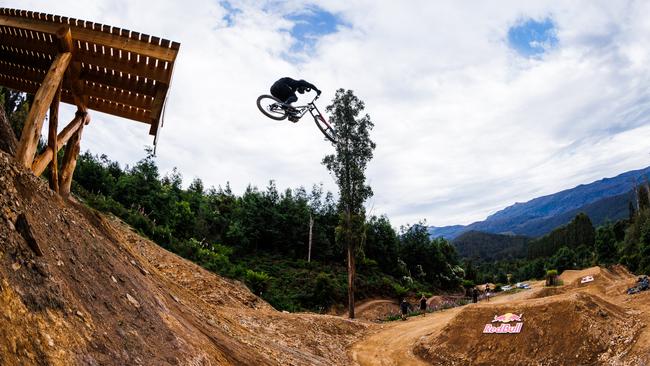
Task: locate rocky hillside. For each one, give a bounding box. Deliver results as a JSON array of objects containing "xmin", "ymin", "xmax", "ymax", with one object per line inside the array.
[{"xmin": 0, "ymin": 150, "xmax": 370, "ymax": 365}]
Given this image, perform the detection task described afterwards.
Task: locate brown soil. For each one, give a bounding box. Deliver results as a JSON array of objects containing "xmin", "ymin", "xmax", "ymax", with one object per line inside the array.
[
  {"xmin": 3, "ymin": 131, "xmax": 650, "ymax": 366},
  {"xmin": 351, "ymin": 268, "xmax": 650, "ymax": 366},
  {"xmin": 353, "ymin": 299, "xmax": 399, "ymax": 322},
  {"xmin": 415, "ymin": 292, "xmax": 642, "ymax": 365},
  {"xmin": 0, "ymin": 151, "xmax": 372, "ymax": 365}
]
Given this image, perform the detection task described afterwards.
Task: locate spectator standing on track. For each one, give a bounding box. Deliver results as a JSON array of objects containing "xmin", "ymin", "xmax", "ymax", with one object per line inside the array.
[
  {"xmin": 420, "ymin": 295, "xmax": 427, "ymax": 316},
  {"xmin": 485, "ymin": 284, "xmax": 491, "ymax": 302},
  {"xmin": 472, "ymin": 287, "xmax": 479, "ymax": 303},
  {"xmin": 400, "ymin": 299, "xmax": 409, "ymax": 320}
]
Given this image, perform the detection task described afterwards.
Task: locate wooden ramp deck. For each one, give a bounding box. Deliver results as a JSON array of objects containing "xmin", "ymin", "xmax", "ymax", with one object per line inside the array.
[{"xmin": 0, "ymin": 8, "xmax": 180, "ymax": 196}]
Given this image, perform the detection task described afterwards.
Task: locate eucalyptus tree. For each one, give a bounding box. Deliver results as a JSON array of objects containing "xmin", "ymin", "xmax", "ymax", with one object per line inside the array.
[{"xmin": 322, "ymin": 89, "xmax": 375, "ymax": 318}]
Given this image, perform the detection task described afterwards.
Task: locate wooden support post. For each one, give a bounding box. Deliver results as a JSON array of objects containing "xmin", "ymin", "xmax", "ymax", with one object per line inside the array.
[
  {"xmin": 56, "ymin": 27, "xmax": 87, "ymax": 113},
  {"xmin": 15, "ymin": 51, "xmax": 72, "ymax": 168},
  {"xmin": 59, "ymin": 111, "xmax": 88, "ymax": 198},
  {"xmin": 48, "ymin": 83, "xmax": 61, "ymax": 193},
  {"xmin": 32, "ymin": 113, "xmax": 86, "ymax": 176}
]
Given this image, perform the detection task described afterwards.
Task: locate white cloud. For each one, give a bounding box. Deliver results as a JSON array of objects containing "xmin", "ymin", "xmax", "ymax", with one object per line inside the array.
[{"xmin": 5, "ymin": 0, "xmax": 650, "ymax": 228}]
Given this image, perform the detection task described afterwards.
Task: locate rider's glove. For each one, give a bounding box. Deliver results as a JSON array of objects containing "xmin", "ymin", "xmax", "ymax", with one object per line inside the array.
[{"xmin": 316, "ymin": 89, "xmax": 322, "ymax": 96}]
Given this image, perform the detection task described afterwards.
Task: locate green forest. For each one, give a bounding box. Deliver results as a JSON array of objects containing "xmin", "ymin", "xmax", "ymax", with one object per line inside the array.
[
  {"xmin": 468, "ymin": 193, "xmax": 650, "ymax": 286},
  {"xmin": 3, "ymin": 86, "xmax": 650, "ymax": 313},
  {"xmin": 71, "ymin": 150, "xmax": 464, "ymax": 311}
]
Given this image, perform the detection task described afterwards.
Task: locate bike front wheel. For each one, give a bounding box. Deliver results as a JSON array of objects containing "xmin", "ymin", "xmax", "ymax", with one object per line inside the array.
[
  {"xmin": 314, "ymin": 114, "xmax": 337, "ymax": 143},
  {"xmin": 257, "ymin": 95, "xmax": 287, "ymax": 120}
]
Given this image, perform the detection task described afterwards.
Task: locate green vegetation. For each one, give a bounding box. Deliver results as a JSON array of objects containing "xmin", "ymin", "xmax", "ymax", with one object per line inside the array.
[
  {"xmin": 468, "ymin": 184, "xmax": 650, "ymax": 285},
  {"xmin": 5, "ymin": 84, "xmax": 650, "ymax": 315},
  {"xmin": 0, "ymin": 87, "xmax": 465, "ymax": 313},
  {"xmin": 527, "ymin": 213, "xmax": 595, "ymax": 259},
  {"xmin": 69, "ymin": 148, "xmax": 466, "ymax": 311},
  {"xmin": 452, "ymin": 231, "xmax": 530, "ymax": 260}
]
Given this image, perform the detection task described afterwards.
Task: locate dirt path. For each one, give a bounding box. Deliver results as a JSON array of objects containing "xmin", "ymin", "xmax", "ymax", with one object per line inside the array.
[
  {"xmin": 349, "ymin": 281, "xmax": 545, "ymax": 365},
  {"xmin": 350, "ymin": 307, "xmax": 461, "ymax": 366}
]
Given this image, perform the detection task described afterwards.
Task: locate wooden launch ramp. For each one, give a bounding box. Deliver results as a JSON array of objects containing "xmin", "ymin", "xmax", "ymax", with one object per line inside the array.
[{"xmin": 0, "ymin": 8, "xmax": 180, "ymax": 196}]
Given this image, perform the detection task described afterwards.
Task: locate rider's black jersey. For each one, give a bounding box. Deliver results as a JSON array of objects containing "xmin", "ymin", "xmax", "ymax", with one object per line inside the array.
[{"xmin": 274, "ymin": 77, "xmax": 318, "ymax": 93}]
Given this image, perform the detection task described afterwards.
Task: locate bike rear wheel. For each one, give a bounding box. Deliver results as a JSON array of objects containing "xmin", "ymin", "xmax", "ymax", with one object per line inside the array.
[
  {"xmin": 314, "ymin": 114, "xmax": 337, "ymax": 143},
  {"xmin": 257, "ymin": 95, "xmax": 287, "ymax": 120}
]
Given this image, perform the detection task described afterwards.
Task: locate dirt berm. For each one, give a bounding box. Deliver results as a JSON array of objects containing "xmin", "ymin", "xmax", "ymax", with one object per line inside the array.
[
  {"xmin": 0, "ymin": 150, "xmax": 371, "ymax": 365},
  {"xmin": 415, "ymin": 287, "xmax": 644, "ymax": 365}
]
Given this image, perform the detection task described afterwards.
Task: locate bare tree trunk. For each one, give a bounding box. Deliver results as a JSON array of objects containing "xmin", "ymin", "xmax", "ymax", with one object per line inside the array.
[
  {"xmin": 308, "ymin": 213, "xmax": 313, "ymax": 263},
  {"xmin": 347, "ymin": 210, "xmax": 355, "ymax": 319}
]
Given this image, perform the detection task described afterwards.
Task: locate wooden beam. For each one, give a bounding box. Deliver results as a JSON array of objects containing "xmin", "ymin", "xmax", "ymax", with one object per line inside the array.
[
  {"xmin": 53, "ymin": 26, "xmax": 87, "ymax": 113},
  {"xmin": 148, "ymin": 85, "xmax": 168, "ymax": 135},
  {"xmin": 59, "ymin": 112, "xmax": 87, "ymax": 198},
  {"xmin": 84, "ymin": 82, "xmax": 153, "ymax": 110},
  {"xmin": 75, "ymin": 46, "xmax": 171, "ymax": 83},
  {"xmin": 15, "ymin": 51, "xmax": 71, "ymax": 168},
  {"xmin": 55, "ymin": 26, "xmax": 72, "ymax": 52},
  {"xmin": 32, "ymin": 112, "xmax": 85, "ymax": 176},
  {"xmin": 0, "ymin": 73, "xmax": 40, "ymax": 94},
  {"xmin": 81, "ymin": 66, "xmax": 158, "ymax": 97},
  {"xmin": 0, "ymin": 15, "xmax": 178, "ymax": 62},
  {"xmin": 47, "ymin": 82, "xmax": 61, "ymax": 192},
  {"xmin": 0, "ymin": 47, "xmax": 53, "ymax": 70},
  {"xmin": 0, "ymin": 60, "xmax": 47, "ymax": 84},
  {"xmin": 87, "ymin": 96, "xmax": 151, "ymax": 123},
  {"xmin": 0, "ymin": 27, "xmax": 58, "ymax": 55}
]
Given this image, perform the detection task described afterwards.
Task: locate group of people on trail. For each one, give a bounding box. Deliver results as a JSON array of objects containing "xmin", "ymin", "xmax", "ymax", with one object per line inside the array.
[
  {"xmin": 400, "ymin": 284, "xmax": 496, "ymax": 320},
  {"xmin": 400, "ymin": 295, "xmax": 428, "ymax": 320}
]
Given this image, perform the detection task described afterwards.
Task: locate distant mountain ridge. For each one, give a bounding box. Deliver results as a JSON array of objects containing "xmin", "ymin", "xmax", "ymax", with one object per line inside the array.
[{"xmin": 429, "ymin": 166, "xmax": 650, "ymax": 240}]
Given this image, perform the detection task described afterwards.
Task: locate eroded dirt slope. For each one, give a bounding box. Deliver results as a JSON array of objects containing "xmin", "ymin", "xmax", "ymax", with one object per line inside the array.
[{"xmin": 0, "ymin": 151, "xmax": 371, "ymax": 365}]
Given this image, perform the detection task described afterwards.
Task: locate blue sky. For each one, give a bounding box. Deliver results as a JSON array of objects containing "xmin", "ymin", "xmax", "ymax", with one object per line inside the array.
[
  {"xmin": 4, "ymin": 0, "xmax": 650, "ymax": 227},
  {"xmin": 508, "ymin": 17, "xmax": 558, "ymax": 57},
  {"xmin": 285, "ymin": 6, "xmax": 345, "ymax": 53}
]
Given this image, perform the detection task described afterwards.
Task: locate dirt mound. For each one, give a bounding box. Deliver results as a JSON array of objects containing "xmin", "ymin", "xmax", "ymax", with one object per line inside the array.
[
  {"xmin": 353, "ymin": 299, "xmax": 398, "ymax": 321},
  {"xmin": 414, "ymin": 292, "xmax": 644, "ymax": 366},
  {"xmin": 0, "ymin": 151, "xmax": 371, "ymax": 365},
  {"xmin": 559, "ymin": 266, "xmax": 601, "ymax": 284},
  {"xmin": 530, "ymin": 286, "xmax": 568, "ymax": 299}
]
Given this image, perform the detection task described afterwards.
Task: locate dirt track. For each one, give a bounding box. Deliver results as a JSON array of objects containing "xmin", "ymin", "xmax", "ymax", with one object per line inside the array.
[
  {"xmin": 349, "ymin": 270, "xmax": 650, "ymax": 366},
  {"xmin": 350, "ymin": 307, "xmax": 461, "ymax": 366},
  {"xmin": 349, "ymin": 282, "xmax": 544, "ymax": 366}
]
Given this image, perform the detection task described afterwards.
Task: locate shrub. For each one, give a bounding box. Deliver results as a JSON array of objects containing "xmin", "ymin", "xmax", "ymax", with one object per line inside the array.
[
  {"xmin": 546, "ymin": 269, "xmax": 559, "ymax": 286},
  {"xmin": 392, "ymin": 282, "xmax": 408, "ymax": 300},
  {"xmin": 245, "ymin": 269, "xmax": 271, "ymax": 296},
  {"xmin": 461, "ymin": 279, "xmax": 475, "ymax": 289},
  {"xmin": 311, "ymin": 272, "xmax": 338, "ymax": 309}
]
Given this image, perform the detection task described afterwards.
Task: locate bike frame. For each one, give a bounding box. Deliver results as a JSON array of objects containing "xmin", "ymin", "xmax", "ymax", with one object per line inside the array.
[
  {"xmin": 291, "ymin": 96, "xmax": 335, "ymax": 131},
  {"xmin": 263, "ymin": 94, "xmax": 337, "ymax": 143}
]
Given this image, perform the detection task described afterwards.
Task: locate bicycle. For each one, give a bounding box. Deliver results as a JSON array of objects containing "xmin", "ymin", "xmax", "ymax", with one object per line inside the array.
[{"xmin": 256, "ymin": 92, "xmax": 337, "ymax": 144}]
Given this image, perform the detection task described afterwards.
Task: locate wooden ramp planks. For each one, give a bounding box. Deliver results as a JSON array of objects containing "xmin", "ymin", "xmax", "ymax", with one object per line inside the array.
[{"xmin": 0, "ymin": 8, "xmax": 180, "ymax": 135}]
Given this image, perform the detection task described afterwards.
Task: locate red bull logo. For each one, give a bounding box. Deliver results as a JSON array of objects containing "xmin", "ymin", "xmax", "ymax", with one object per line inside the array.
[
  {"xmin": 492, "ymin": 313, "xmax": 523, "ymax": 323},
  {"xmin": 483, "ymin": 313, "xmax": 523, "ymax": 334}
]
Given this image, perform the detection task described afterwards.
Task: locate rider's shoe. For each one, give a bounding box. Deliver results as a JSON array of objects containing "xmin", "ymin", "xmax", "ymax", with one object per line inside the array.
[
  {"xmin": 286, "ymin": 106, "xmax": 298, "ymax": 114},
  {"xmin": 288, "ymin": 116, "xmax": 299, "ymax": 123}
]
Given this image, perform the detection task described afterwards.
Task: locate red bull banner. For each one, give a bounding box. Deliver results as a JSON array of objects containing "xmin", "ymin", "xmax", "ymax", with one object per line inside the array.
[{"xmin": 483, "ymin": 313, "xmax": 523, "ymax": 334}]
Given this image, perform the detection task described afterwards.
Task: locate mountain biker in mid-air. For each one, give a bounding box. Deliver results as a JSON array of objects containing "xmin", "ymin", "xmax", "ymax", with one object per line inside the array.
[{"xmin": 270, "ymin": 77, "xmax": 321, "ymax": 122}]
